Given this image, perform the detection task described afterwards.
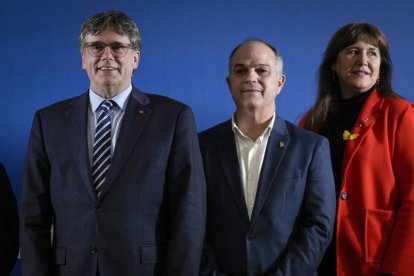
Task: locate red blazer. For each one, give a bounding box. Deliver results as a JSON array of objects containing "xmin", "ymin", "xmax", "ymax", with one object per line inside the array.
[
  {"xmin": 301, "ymin": 90, "xmax": 414, "ymax": 275},
  {"xmin": 337, "ymin": 91, "xmax": 414, "ymax": 275}
]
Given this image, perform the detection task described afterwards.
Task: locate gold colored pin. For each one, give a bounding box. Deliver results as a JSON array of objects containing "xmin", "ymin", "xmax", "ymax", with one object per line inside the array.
[
  {"xmin": 279, "ymin": 141, "xmax": 285, "ymax": 148},
  {"xmin": 343, "ymin": 130, "xmax": 359, "ymax": 141}
]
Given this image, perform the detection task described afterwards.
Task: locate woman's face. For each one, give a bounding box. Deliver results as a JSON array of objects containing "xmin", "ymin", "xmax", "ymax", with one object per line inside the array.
[{"xmin": 332, "ymin": 35, "xmax": 381, "ymax": 99}]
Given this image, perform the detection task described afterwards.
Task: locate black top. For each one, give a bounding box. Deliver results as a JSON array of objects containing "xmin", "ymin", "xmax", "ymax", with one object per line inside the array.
[{"xmin": 320, "ymin": 89, "xmax": 373, "ymax": 195}]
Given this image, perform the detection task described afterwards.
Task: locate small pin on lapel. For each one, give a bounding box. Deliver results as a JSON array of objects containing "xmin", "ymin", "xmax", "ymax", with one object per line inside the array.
[
  {"xmin": 279, "ymin": 141, "xmax": 285, "ymax": 148},
  {"xmin": 138, "ymin": 110, "xmax": 145, "ymax": 115}
]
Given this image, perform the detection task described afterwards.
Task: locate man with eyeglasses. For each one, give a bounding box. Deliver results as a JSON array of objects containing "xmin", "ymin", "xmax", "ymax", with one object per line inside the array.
[{"xmin": 20, "ymin": 10, "xmax": 206, "ymax": 276}]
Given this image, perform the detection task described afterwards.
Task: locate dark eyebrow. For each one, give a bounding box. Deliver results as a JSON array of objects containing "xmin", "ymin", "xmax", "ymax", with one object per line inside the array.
[
  {"xmin": 367, "ymin": 46, "xmax": 380, "ymax": 51},
  {"xmin": 255, "ymin": 64, "xmax": 271, "ymax": 68},
  {"xmin": 86, "ymin": 41, "xmax": 102, "ymax": 45},
  {"xmin": 233, "ymin": 63, "xmax": 246, "ymax": 68},
  {"xmin": 345, "ymin": 45, "xmax": 379, "ymax": 51},
  {"xmin": 86, "ymin": 41, "xmax": 127, "ymax": 45},
  {"xmin": 344, "ymin": 46, "xmax": 359, "ymax": 51}
]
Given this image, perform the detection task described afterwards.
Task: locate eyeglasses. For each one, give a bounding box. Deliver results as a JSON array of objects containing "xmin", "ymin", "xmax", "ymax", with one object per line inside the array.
[{"xmin": 84, "ymin": 42, "xmax": 132, "ymax": 57}]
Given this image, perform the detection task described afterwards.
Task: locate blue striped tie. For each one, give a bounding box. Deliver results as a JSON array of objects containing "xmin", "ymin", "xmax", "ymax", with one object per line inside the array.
[{"xmin": 92, "ymin": 100, "xmax": 115, "ymax": 197}]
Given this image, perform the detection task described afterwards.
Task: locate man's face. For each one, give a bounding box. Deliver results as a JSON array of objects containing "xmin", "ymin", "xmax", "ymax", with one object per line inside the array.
[
  {"xmin": 82, "ymin": 27, "xmax": 140, "ymax": 97},
  {"xmin": 227, "ymin": 41, "xmax": 285, "ymax": 114}
]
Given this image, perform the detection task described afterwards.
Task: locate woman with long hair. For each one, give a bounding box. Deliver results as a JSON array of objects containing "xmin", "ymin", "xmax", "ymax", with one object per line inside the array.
[{"xmin": 301, "ymin": 23, "xmax": 414, "ymax": 275}]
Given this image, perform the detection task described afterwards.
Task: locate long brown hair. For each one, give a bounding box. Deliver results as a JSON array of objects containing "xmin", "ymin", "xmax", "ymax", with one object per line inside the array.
[{"xmin": 302, "ymin": 23, "xmax": 398, "ymax": 131}]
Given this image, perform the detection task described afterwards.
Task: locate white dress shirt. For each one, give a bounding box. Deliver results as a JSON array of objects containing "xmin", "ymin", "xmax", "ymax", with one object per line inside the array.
[{"xmin": 232, "ymin": 113, "xmax": 275, "ymax": 219}]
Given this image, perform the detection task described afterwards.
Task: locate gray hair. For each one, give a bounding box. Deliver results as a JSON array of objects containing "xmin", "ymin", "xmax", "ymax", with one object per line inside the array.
[
  {"xmin": 79, "ymin": 10, "xmax": 141, "ymax": 52},
  {"xmin": 228, "ymin": 38, "xmax": 283, "ymax": 75}
]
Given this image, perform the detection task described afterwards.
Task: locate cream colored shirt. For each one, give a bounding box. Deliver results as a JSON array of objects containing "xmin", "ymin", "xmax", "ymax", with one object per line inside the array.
[{"xmin": 232, "ymin": 113, "xmax": 275, "ymax": 219}]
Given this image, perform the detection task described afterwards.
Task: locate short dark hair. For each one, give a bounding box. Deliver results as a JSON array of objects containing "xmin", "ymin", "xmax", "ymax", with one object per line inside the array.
[
  {"xmin": 79, "ymin": 10, "xmax": 141, "ymax": 52},
  {"xmin": 228, "ymin": 38, "xmax": 283, "ymax": 75}
]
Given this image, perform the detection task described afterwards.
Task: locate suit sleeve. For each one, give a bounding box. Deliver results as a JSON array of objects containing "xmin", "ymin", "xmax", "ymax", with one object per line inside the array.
[
  {"xmin": 163, "ymin": 106, "xmax": 206, "ymax": 276},
  {"xmin": 20, "ymin": 111, "xmax": 54, "ymax": 276},
  {"xmin": 274, "ymin": 137, "xmax": 336, "ymax": 275},
  {"xmin": 0, "ymin": 162, "xmax": 19, "ymax": 275},
  {"xmin": 381, "ymin": 104, "xmax": 414, "ymax": 274}
]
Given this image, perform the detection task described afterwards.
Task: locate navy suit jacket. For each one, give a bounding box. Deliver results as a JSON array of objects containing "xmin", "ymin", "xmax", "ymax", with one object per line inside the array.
[
  {"xmin": 0, "ymin": 162, "xmax": 19, "ymax": 276},
  {"xmin": 21, "ymin": 87, "xmax": 206, "ymax": 276},
  {"xmin": 199, "ymin": 117, "xmax": 335, "ymax": 276}
]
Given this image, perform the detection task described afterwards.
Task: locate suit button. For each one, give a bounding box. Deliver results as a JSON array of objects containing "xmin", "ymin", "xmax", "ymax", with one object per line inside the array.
[
  {"xmin": 95, "ymin": 207, "xmax": 103, "ymax": 213},
  {"xmin": 91, "ymin": 247, "xmax": 98, "ymax": 254},
  {"xmin": 341, "ymin": 192, "xmax": 348, "ymax": 200}
]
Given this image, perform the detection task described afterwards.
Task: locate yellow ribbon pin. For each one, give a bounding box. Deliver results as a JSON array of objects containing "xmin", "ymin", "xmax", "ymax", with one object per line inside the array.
[{"xmin": 343, "ymin": 130, "xmax": 359, "ymax": 141}]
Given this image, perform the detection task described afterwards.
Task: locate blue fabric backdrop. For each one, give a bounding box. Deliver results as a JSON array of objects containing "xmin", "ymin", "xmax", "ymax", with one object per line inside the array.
[{"xmin": 1, "ymin": 1, "xmax": 413, "ymax": 274}]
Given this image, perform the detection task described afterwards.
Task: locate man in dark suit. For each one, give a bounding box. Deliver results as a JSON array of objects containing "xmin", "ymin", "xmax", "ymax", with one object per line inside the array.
[
  {"xmin": 199, "ymin": 39, "xmax": 336, "ymax": 275},
  {"xmin": 0, "ymin": 162, "xmax": 19, "ymax": 276},
  {"xmin": 20, "ymin": 10, "xmax": 206, "ymax": 276}
]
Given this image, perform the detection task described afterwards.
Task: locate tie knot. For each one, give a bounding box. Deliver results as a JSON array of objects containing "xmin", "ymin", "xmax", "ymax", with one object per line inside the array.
[{"xmin": 99, "ymin": 100, "xmax": 116, "ymax": 112}]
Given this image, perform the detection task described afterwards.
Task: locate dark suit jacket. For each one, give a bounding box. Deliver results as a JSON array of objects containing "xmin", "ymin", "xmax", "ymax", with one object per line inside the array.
[
  {"xmin": 20, "ymin": 87, "xmax": 206, "ymax": 276},
  {"xmin": 0, "ymin": 162, "xmax": 19, "ymax": 276},
  {"xmin": 199, "ymin": 117, "xmax": 336, "ymax": 276}
]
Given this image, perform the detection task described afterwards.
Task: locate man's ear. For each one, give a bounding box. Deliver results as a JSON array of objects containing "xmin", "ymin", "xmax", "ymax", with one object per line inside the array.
[
  {"xmin": 133, "ymin": 50, "xmax": 141, "ymax": 69},
  {"xmin": 276, "ymin": 74, "xmax": 286, "ymax": 96},
  {"xmin": 278, "ymin": 74, "xmax": 286, "ymax": 87},
  {"xmin": 81, "ymin": 51, "xmax": 86, "ymax": 69}
]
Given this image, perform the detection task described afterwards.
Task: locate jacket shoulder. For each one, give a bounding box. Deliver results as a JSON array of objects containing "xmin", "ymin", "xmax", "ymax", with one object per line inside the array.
[
  {"xmin": 283, "ymin": 118, "xmax": 327, "ymax": 144},
  {"xmin": 381, "ymin": 96, "xmax": 414, "ymax": 112},
  {"xmin": 199, "ymin": 120, "xmax": 229, "ymax": 137},
  {"xmin": 142, "ymin": 92, "xmax": 188, "ymax": 109},
  {"xmin": 36, "ymin": 93, "xmax": 87, "ymax": 115}
]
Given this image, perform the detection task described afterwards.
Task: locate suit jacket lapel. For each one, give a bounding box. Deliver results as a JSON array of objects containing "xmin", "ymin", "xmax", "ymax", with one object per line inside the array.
[
  {"xmin": 250, "ymin": 117, "xmax": 289, "ymax": 225},
  {"xmin": 65, "ymin": 93, "xmax": 96, "ymax": 200},
  {"xmin": 99, "ymin": 88, "xmax": 152, "ymax": 198},
  {"xmin": 217, "ymin": 121, "xmax": 250, "ymax": 221}
]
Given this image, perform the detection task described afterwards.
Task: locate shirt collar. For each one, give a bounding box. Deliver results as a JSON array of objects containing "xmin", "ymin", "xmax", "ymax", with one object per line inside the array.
[
  {"xmin": 89, "ymin": 85, "xmax": 133, "ymax": 112},
  {"xmin": 231, "ymin": 112, "xmax": 275, "ymax": 142}
]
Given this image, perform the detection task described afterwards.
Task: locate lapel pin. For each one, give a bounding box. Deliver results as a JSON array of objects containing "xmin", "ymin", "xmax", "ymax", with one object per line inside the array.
[
  {"xmin": 343, "ymin": 130, "xmax": 359, "ymax": 141},
  {"xmin": 279, "ymin": 141, "xmax": 285, "ymax": 148},
  {"xmin": 138, "ymin": 110, "xmax": 145, "ymax": 115}
]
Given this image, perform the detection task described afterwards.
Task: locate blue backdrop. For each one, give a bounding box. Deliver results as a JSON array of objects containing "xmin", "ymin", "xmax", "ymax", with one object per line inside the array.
[{"xmin": 1, "ymin": 1, "xmax": 413, "ymax": 275}]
